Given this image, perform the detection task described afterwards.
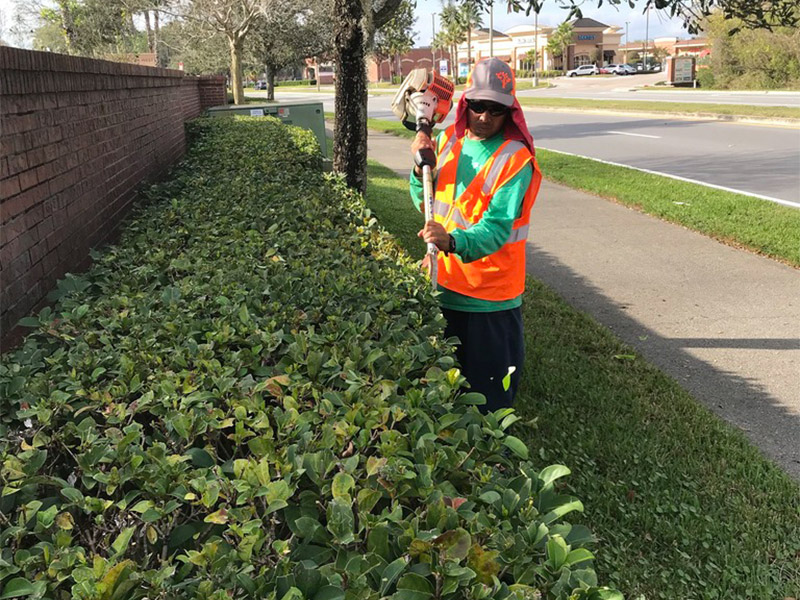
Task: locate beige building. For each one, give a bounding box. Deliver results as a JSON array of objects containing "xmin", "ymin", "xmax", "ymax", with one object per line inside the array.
[{"xmin": 455, "ymin": 18, "xmax": 623, "ymax": 73}]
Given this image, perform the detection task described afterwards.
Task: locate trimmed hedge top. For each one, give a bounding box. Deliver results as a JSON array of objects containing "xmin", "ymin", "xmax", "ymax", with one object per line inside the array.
[{"xmin": 0, "ymin": 117, "xmax": 620, "ymax": 600}]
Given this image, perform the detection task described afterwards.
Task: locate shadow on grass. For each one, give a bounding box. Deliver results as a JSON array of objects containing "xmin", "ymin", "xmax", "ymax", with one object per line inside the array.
[{"xmin": 517, "ymin": 246, "xmax": 800, "ymax": 598}]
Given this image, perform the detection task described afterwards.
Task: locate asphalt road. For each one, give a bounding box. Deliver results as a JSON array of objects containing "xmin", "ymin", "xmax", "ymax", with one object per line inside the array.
[
  {"xmin": 522, "ymin": 72, "xmax": 800, "ymax": 107},
  {"xmin": 271, "ymin": 90, "xmax": 800, "ymax": 206}
]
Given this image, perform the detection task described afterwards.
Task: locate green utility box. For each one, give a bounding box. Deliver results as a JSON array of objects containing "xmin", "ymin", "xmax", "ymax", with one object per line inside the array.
[{"xmin": 206, "ymin": 101, "xmax": 327, "ymax": 158}]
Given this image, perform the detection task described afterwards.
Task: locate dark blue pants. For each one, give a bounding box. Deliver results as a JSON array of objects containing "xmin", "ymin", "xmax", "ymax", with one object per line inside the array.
[{"xmin": 442, "ymin": 307, "xmax": 524, "ymax": 413}]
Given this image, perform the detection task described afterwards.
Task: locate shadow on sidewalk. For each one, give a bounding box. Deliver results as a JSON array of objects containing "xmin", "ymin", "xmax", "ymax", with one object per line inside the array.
[{"xmin": 526, "ymin": 243, "xmax": 800, "ymax": 481}]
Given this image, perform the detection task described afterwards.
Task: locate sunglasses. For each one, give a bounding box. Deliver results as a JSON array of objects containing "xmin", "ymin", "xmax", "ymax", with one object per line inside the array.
[{"xmin": 466, "ymin": 99, "xmax": 509, "ymax": 117}]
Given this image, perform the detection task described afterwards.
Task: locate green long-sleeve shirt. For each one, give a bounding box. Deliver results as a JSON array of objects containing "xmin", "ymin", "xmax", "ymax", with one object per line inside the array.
[{"xmin": 410, "ymin": 131, "xmax": 533, "ymax": 312}]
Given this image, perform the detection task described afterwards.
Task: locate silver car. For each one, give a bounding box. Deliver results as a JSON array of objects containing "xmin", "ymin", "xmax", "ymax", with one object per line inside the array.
[{"xmin": 567, "ymin": 64, "xmax": 600, "ymax": 77}]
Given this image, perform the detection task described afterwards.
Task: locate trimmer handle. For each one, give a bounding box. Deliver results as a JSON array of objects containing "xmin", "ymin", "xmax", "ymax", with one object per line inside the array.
[{"xmin": 414, "ymin": 147, "xmax": 436, "ymax": 169}]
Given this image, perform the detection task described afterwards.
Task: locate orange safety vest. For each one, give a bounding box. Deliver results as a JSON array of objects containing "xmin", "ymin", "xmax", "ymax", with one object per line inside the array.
[{"xmin": 433, "ymin": 124, "xmax": 542, "ymax": 301}]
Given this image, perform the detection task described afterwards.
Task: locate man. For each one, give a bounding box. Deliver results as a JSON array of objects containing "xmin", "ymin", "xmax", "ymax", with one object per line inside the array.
[{"xmin": 410, "ymin": 57, "xmax": 542, "ymax": 412}]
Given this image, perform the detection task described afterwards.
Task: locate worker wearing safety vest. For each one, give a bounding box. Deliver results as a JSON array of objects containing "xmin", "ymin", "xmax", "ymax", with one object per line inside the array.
[{"xmin": 410, "ymin": 57, "xmax": 542, "ymax": 412}]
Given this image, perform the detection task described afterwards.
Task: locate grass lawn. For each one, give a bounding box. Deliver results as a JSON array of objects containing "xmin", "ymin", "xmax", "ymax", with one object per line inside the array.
[
  {"xmin": 357, "ymin": 116, "xmax": 800, "ymax": 267},
  {"xmin": 362, "ymin": 158, "xmax": 800, "ymax": 600},
  {"xmin": 516, "ymin": 96, "xmax": 800, "ymax": 120}
]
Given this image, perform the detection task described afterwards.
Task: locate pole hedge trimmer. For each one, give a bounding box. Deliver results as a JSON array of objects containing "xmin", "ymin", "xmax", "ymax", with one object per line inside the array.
[{"xmin": 391, "ymin": 69, "xmax": 455, "ymax": 289}]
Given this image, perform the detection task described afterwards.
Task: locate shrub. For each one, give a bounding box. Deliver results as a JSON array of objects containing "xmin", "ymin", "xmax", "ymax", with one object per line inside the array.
[
  {"xmin": 0, "ymin": 117, "xmax": 619, "ymax": 600},
  {"xmin": 696, "ymin": 67, "xmax": 716, "ymax": 88},
  {"xmin": 275, "ymin": 80, "xmax": 317, "ymax": 87}
]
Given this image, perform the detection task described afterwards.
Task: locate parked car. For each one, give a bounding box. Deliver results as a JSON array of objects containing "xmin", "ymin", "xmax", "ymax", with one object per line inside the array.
[
  {"xmin": 255, "ymin": 80, "xmax": 267, "ymax": 90},
  {"xmin": 566, "ymin": 64, "xmax": 600, "ymax": 77},
  {"xmin": 607, "ymin": 64, "xmax": 636, "ymax": 75}
]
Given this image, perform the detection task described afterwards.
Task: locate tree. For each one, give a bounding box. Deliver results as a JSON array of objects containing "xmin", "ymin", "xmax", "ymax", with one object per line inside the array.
[
  {"xmin": 438, "ymin": 0, "xmax": 466, "ymax": 80},
  {"xmin": 158, "ymin": 16, "xmax": 229, "ymax": 73},
  {"xmin": 247, "ymin": 0, "xmax": 333, "ymax": 100},
  {"xmin": 500, "ymin": 0, "xmax": 797, "ymax": 34},
  {"xmin": 458, "ymin": 0, "xmax": 482, "ymax": 68},
  {"xmin": 332, "ymin": 0, "xmax": 402, "ymax": 194},
  {"xmin": 546, "ymin": 20, "xmax": 572, "ymax": 72},
  {"xmin": 702, "ymin": 11, "xmax": 800, "ymax": 88},
  {"xmin": 372, "ymin": 0, "xmax": 416, "ymax": 82},
  {"xmin": 176, "ymin": 0, "xmax": 262, "ymax": 104}
]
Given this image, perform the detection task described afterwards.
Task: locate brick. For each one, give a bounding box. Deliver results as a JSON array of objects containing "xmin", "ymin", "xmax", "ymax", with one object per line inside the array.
[
  {"xmin": 18, "ymin": 168, "xmax": 38, "ymax": 192},
  {"xmin": 1, "ymin": 184, "xmax": 49, "ymax": 222},
  {"xmin": 0, "ymin": 175, "xmax": 21, "ymax": 200},
  {"xmin": 0, "ymin": 214, "xmax": 28, "ymax": 247}
]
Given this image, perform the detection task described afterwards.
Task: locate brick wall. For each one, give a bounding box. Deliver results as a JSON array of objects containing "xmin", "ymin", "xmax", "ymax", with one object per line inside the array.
[{"xmin": 0, "ymin": 47, "xmax": 226, "ymax": 351}]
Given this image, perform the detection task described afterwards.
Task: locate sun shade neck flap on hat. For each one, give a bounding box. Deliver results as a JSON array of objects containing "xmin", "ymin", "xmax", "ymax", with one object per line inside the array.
[{"xmin": 454, "ymin": 94, "xmax": 536, "ymax": 157}]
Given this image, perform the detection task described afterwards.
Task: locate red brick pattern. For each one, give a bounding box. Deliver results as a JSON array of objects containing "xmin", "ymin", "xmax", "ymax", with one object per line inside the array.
[{"xmin": 0, "ymin": 47, "xmax": 226, "ymax": 350}]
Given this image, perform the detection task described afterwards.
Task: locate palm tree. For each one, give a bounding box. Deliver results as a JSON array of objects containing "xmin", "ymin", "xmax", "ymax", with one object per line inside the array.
[
  {"xmin": 547, "ymin": 20, "xmax": 573, "ymax": 73},
  {"xmin": 458, "ymin": 0, "xmax": 482, "ymax": 69},
  {"xmin": 439, "ymin": 0, "xmax": 466, "ymax": 81}
]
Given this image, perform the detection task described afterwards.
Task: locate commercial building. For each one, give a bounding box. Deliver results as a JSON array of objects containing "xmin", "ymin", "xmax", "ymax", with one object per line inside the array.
[
  {"xmin": 455, "ymin": 18, "xmax": 623, "ymax": 73},
  {"xmin": 361, "ymin": 17, "xmax": 711, "ymax": 82}
]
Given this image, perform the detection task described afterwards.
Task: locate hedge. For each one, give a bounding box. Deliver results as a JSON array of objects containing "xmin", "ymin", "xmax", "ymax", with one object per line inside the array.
[{"xmin": 0, "ymin": 117, "xmax": 620, "ymax": 600}]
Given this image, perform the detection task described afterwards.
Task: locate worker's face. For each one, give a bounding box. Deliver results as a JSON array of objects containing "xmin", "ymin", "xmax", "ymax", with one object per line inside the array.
[{"xmin": 466, "ymin": 99, "xmax": 509, "ymax": 140}]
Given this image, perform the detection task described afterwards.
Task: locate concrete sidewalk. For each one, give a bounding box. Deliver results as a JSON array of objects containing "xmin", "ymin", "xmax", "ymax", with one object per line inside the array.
[{"xmin": 367, "ymin": 130, "xmax": 800, "ymax": 481}]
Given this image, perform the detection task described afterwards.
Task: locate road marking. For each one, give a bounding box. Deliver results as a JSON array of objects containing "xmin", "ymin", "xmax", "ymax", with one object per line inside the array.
[
  {"xmin": 538, "ymin": 147, "xmax": 800, "ymax": 209},
  {"xmin": 607, "ymin": 130, "xmax": 661, "ymax": 138}
]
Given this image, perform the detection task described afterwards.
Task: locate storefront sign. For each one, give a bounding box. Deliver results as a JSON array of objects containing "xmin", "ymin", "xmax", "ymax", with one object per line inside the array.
[
  {"xmin": 673, "ymin": 56, "xmax": 695, "ymax": 83},
  {"xmin": 578, "ymin": 34, "xmax": 596, "ymax": 41}
]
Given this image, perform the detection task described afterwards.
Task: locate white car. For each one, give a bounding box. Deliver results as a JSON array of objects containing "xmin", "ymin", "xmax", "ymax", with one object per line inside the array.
[
  {"xmin": 607, "ymin": 64, "xmax": 636, "ymax": 75},
  {"xmin": 566, "ymin": 65, "xmax": 599, "ymax": 77}
]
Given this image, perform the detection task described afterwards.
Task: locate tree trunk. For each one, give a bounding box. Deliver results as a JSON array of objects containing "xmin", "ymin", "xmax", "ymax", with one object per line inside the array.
[
  {"xmin": 333, "ymin": 0, "xmax": 368, "ymax": 193},
  {"xmin": 229, "ymin": 39, "xmax": 245, "ymax": 104},
  {"xmin": 315, "ymin": 58, "xmax": 321, "ymax": 92},
  {"xmin": 467, "ymin": 28, "xmax": 472, "ymax": 68},
  {"xmin": 57, "ymin": 0, "xmax": 76, "ymax": 54},
  {"xmin": 144, "ymin": 11, "xmax": 154, "ymax": 54},
  {"xmin": 266, "ymin": 63, "xmax": 276, "ymax": 101},
  {"xmin": 153, "ymin": 10, "xmax": 160, "ymax": 67}
]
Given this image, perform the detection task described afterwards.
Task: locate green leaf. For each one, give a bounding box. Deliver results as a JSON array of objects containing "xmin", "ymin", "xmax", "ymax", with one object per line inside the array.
[
  {"xmin": 395, "ymin": 572, "xmax": 434, "ymax": 599},
  {"xmin": 331, "ymin": 472, "xmax": 355, "ymax": 500},
  {"xmin": 161, "ymin": 286, "xmax": 181, "ymax": 304},
  {"xmin": 111, "ymin": 526, "xmax": 135, "ymax": 556},
  {"xmin": 543, "ymin": 499, "xmax": 584, "ymax": 525},
  {"xmin": 61, "ymin": 487, "xmax": 84, "ymax": 503},
  {"xmin": 546, "ymin": 534, "xmax": 569, "ymax": 571},
  {"xmin": 479, "ymin": 491, "xmax": 501, "ymax": 504},
  {"xmin": 501, "ymin": 365, "xmax": 516, "ymax": 391},
  {"xmin": 379, "ymin": 557, "xmax": 408, "ymax": 594},
  {"xmin": 314, "ymin": 586, "xmax": 345, "ymax": 600},
  {"xmin": 0, "ymin": 578, "xmax": 34, "ymax": 599},
  {"xmin": 538, "ymin": 465, "xmax": 571, "ymax": 488},
  {"xmin": 186, "ymin": 447, "xmax": 215, "ymax": 468},
  {"xmin": 564, "ymin": 547, "xmax": 594, "ymax": 567},
  {"xmin": 326, "ymin": 497, "xmax": 354, "ymax": 544},
  {"xmin": 17, "ymin": 317, "xmax": 41, "ymax": 328},
  {"xmin": 502, "ymin": 435, "xmax": 529, "ymax": 459}
]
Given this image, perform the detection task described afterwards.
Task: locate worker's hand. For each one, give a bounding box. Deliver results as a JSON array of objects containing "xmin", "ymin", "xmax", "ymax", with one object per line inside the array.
[
  {"xmin": 411, "ymin": 132, "xmax": 435, "ymax": 177},
  {"xmin": 411, "ymin": 131, "xmax": 435, "ymax": 156},
  {"xmin": 420, "ymin": 253, "xmax": 432, "ymax": 274},
  {"xmin": 418, "ymin": 220, "xmax": 449, "ymax": 251}
]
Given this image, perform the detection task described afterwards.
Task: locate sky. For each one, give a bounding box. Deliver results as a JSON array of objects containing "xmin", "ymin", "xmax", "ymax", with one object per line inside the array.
[
  {"xmin": 0, "ymin": 0, "xmax": 694, "ymax": 49},
  {"xmin": 412, "ymin": 0, "xmax": 693, "ymax": 47}
]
